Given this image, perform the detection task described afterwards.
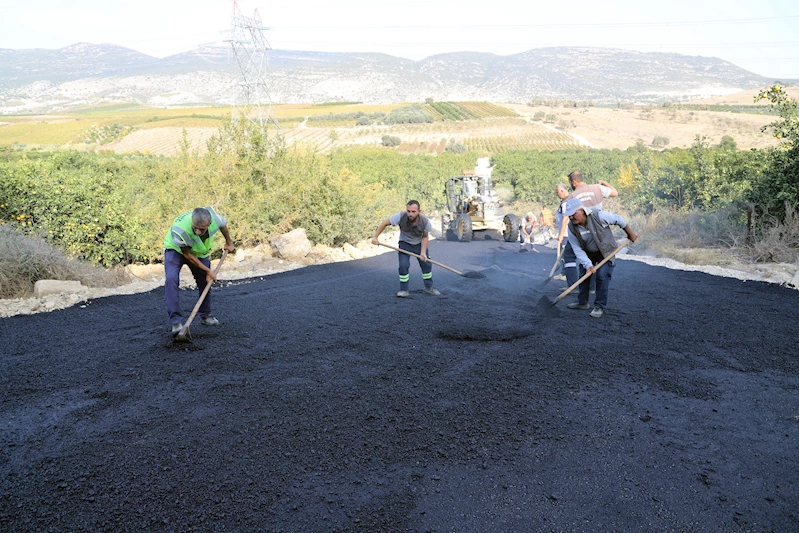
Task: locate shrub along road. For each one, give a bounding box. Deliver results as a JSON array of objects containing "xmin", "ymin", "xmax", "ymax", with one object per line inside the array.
[{"xmin": 1, "ymin": 239, "xmax": 797, "ymax": 532}]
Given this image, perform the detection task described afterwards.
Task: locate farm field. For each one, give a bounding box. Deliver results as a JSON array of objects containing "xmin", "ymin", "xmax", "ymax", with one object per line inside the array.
[
  {"xmin": 504, "ymin": 100, "xmax": 781, "ymax": 150},
  {"xmin": 0, "ymin": 89, "xmax": 787, "ymax": 154}
]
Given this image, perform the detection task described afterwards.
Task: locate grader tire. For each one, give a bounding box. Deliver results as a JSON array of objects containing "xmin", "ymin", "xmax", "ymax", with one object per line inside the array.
[
  {"xmin": 441, "ymin": 213, "xmax": 452, "ymax": 241},
  {"xmin": 455, "ymin": 214, "xmax": 473, "ymax": 242},
  {"xmin": 503, "ymin": 213, "xmax": 520, "ymax": 242}
]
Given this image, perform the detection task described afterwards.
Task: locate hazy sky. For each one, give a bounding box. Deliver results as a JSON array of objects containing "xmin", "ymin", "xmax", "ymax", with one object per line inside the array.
[{"xmin": 1, "ymin": 0, "xmax": 797, "ymax": 79}]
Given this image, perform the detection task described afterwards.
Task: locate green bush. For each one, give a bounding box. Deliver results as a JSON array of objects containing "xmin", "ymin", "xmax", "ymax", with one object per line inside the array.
[{"xmin": 382, "ymin": 135, "xmax": 401, "ymax": 147}]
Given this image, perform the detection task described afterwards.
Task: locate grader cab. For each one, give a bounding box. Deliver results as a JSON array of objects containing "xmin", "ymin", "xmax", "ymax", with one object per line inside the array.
[{"xmin": 442, "ymin": 174, "xmax": 519, "ymax": 242}]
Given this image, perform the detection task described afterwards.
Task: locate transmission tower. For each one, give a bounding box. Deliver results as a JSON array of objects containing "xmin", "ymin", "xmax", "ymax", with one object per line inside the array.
[{"xmin": 224, "ymin": 0, "xmax": 279, "ymax": 130}]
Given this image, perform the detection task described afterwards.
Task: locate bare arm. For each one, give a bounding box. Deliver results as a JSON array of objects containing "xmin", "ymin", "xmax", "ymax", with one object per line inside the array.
[
  {"xmin": 219, "ymin": 225, "xmax": 235, "ymax": 252},
  {"xmin": 420, "ymin": 233, "xmax": 429, "ymax": 261},
  {"xmin": 557, "ymin": 217, "xmax": 569, "ymax": 244},
  {"xmin": 598, "ymin": 180, "xmax": 618, "ymax": 198},
  {"xmin": 371, "ymin": 219, "xmax": 391, "ymax": 245},
  {"xmin": 181, "ymin": 247, "xmax": 216, "ymax": 282}
]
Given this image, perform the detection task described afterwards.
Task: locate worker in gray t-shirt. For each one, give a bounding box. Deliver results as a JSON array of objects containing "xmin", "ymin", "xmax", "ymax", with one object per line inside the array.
[{"xmin": 372, "ymin": 200, "xmax": 441, "ymax": 298}]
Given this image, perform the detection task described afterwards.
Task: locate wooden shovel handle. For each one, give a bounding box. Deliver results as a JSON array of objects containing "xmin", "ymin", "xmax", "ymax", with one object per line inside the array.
[
  {"xmin": 547, "ymin": 242, "xmax": 564, "ymax": 278},
  {"xmin": 552, "ymin": 240, "xmax": 629, "ymax": 304},
  {"xmin": 180, "ymin": 250, "xmax": 228, "ymax": 334},
  {"xmin": 376, "ymin": 242, "xmax": 463, "ymax": 276}
]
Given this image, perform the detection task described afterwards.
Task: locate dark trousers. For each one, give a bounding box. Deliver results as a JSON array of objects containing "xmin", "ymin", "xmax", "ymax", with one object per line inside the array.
[
  {"xmin": 164, "ymin": 249, "xmax": 211, "ymax": 325},
  {"xmin": 561, "ymin": 242, "xmax": 580, "ymax": 287},
  {"xmin": 577, "ymin": 261, "xmax": 614, "ymax": 309},
  {"xmin": 398, "ymin": 241, "xmax": 433, "ymax": 291}
]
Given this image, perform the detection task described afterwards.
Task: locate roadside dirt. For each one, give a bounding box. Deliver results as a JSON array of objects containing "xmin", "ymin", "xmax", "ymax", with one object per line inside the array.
[{"xmin": 2, "ymin": 238, "xmax": 797, "ymax": 532}]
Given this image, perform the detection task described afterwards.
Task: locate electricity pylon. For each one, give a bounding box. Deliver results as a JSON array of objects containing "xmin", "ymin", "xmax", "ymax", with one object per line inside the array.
[{"xmin": 223, "ymin": 0, "xmax": 279, "ymax": 130}]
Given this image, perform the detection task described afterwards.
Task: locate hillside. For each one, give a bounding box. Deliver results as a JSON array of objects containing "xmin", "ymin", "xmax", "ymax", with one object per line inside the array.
[{"xmin": 0, "ymin": 43, "xmax": 784, "ymax": 114}]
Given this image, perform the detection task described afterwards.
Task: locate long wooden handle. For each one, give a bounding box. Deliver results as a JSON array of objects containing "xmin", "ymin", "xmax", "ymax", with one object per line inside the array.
[
  {"xmin": 552, "ymin": 240, "xmax": 629, "ymax": 304},
  {"xmin": 377, "ymin": 242, "xmax": 463, "ymax": 276},
  {"xmin": 180, "ymin": 250, "xmax": 229, "ymax": 333},
  {"xmin": 547, "ymin": 242, "xmax": 564, "ymax": 278}
]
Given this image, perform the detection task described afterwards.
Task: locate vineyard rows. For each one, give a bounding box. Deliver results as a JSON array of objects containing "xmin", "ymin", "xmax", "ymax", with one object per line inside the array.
[
  {"xmin": 456, "ymin": 102, "xmax": 518, "ymax": 118},
  {"xmin": 465, "ymin": 132, "xmax": 582, "ymax": 153},
  {"xmin": 108, "ymin": 127, "xmax": 217, "ymax": 155},
  {"xmin": 282, "ymin": 129, "xmax": 335, "ymax": 152},
  {"xmin": 428, "ymin": 102, "xmax": 476, "ymax": 121}
]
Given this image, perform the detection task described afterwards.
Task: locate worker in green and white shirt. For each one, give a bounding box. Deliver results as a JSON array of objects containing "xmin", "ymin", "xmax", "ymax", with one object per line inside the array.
[{"xmin": 163, "ymin": 206, "xmax": 234, "ymax": 335}]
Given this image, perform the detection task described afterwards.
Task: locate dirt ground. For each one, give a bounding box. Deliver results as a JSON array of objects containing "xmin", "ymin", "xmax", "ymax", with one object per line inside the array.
[
  {"xmin": 1, "ymin": 238, "xmax": 798, "ymax": 532},
  {"xmin": 503, "ymin": 103, "xmax": 779, "ymax": 151}
]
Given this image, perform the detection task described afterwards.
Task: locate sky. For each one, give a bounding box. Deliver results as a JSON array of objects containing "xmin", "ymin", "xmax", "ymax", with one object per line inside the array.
[{"xmin": 1, "ymin": 0, "xmax": 798, "ymax": 79}]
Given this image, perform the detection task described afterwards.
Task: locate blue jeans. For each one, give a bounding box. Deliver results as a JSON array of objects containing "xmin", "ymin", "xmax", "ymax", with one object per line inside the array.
[
  {"xmin": 164, "ymin": 249, "xmax": 212, "ymax": 325},
  {"xmin": 577, "ymin": 261, "xmax": 614, "ymax": 309},
  {"xmin": 520, "ymin": 226, "xmax": 534, "ymax": 243},
  {"xmin": 398, "ymin": 241, "xmax": 433, "ymax": 291}
]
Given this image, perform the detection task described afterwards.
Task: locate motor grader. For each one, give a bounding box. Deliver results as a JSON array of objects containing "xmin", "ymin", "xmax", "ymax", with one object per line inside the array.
[{"xmin": 441, "ymin": 174, "xmax": 519, "ymax": 242}]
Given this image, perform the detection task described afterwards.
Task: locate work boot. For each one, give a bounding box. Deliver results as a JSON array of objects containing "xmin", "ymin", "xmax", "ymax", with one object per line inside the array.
[
  {"xmin": 590, "ymin": 307, "xmax": 604, "ymax": 318},
  {"xmin": 396, "ymin": 290, "xmax": 409, "ymax": 298},
  {"xmin": 201, "ymin": 316, "xmax": 220, "ymax": 326},
  {"xmin": 171, "ymin": 322, "xmax": 184, "ymax": 336},
  {"xmin": 423, "ymin": 287, "xmax": 441, "ymax": 296},
  {"xmin": 566, "ymin": 302, "xmax": 589, "ymax": 310}
]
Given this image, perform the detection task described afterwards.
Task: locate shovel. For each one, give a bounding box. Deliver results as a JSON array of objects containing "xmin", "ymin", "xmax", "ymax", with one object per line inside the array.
[
  {"xmin": 538, "ymin": 241, "xmax": 564, "ymax": 288},
  {"xmin": 376, "ymin": 242, "xmax": 486, "ymax": 279},
  {"xmin": 174, "ymin": 250, "xmax": 228, "ymax": 343},
  {"xmin": 537, "ymin": 240, "xmax": 629, "ymax": 317}
]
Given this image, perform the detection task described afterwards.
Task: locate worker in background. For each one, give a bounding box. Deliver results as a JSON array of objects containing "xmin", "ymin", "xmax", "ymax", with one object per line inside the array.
[
  {"xmin": 539, "ymin": 204, "xmax": 555, "ymax": 244},
  {"xmin": 519, "ymin": 212, "xmax": 537, "ymax": 251},
  {"xmin": 565, "ymin": 170, "xmax": 617, "ymax": 210},
  {"xmin": 372, "ymin": 200, "xmax": 441, "ymax": 298},
  {"xmin": 554, "ymin": 183, "xmax": 578, "ymax": 287},
  {"xmin": 562, "ymin": 198, "xmax": 637, "ymax": 318},
  {"xmin": 163, "ymin": 206, "xmax": 234, "ymax": 336}
]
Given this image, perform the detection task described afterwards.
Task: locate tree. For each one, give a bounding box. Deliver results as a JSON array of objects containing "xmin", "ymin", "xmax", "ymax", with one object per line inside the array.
[
  {"xmin": 718, "ymin": 135, "xmax": 737, "ymax": 151},
  {"xmin": 381, "ymin": 135, "xmax": 401, "ymax": 147},
  {"xmin": 651, "ymin": 136, "xmax": 669, "ymax": 149},
  {"xmin": 751, "ymin": 85, "xmax": 799, "ymax": 222},
  {"xmin": 756, "ymin": 85, "xmax": 799, "ymax": 147}
]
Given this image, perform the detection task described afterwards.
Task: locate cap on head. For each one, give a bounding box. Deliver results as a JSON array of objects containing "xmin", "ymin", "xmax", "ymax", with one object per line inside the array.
[{"xmin": 563, "ymin": 198, "xmax": 584, "ymax": 217}]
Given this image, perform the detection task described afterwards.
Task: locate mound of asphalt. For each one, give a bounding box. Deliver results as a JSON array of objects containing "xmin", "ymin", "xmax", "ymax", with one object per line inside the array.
[{"xmin": 1, "ymin": 240, "xmax": 797, "ymax": 532}]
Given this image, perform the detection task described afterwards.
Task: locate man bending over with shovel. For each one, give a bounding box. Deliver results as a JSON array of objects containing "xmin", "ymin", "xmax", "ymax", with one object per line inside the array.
[
  {"xmin": 164, "ymin": 207, "xmax": 234, "ymax": 335},
  {"xmin": 562, "ymin": 198, "xmax": 637, "ymax": 318},
  {"xmin": 372, "ymin": 200, "xmax": 441, "ymax": 298}
]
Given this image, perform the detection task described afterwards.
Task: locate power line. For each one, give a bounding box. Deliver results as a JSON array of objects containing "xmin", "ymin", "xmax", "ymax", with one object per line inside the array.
[
  {"xmin": 268, "ymin": 15, "xmax": 799, "ymax": 31},
  {"xmin": 266, "ymin": 40, "xmax": 799, "ymax": 48}
]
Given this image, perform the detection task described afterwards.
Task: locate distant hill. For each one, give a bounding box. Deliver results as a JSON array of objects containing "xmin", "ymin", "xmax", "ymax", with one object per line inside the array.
[{"xmin": 0, "ymin": 42, "xmax": 789, "ymax": 112}]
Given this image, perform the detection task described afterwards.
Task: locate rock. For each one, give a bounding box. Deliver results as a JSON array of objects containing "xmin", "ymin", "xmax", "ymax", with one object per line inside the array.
[
  {"xmin": 271, "ymin": 228, "xmax": 312, "ymax": 260},
  {"xmin": 126, "ymin": 263, "xmax": 163, "ymax": 281},
  {"xmin": 33, "ymin": 280, "xmax": 86, "ymax": 298},
  {"xmin": 790, "ymin": 270, "xmax": 799, "ymax": 288},
  {"xmin": 232, "ymin": 247, "xmax": 261, "ymax": 263},
  {"xmin": 342, "ymin": 243, "xmax": 365, "ymax": 259}
]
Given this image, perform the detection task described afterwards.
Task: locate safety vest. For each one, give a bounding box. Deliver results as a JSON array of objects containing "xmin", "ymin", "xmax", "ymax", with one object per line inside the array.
[
  {"xmin": 163, "ymin": 206, "xmax": 224, "ymax": 258},
  {"xmin": 540, "ymin": 207, "xmax": 554, "ymax": 226}
]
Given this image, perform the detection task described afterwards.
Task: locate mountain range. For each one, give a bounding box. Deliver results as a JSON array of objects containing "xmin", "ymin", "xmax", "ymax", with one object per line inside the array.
[{"xmin": 0, "ymin": 42, "xmax": 787, "ymax": 111}]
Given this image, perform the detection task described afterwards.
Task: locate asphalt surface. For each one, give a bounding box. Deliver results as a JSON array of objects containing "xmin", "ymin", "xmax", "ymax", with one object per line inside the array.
[{"xmin": 1, "ymin": 238, "xmax": 798, "ymax": 533}]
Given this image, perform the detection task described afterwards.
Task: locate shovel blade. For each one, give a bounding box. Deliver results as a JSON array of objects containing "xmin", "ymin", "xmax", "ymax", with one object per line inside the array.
[
  {"xmin": 173, "ymin": 327, "xmax": 192, "ymax": 344},
  {"xmin": 537, "ymin": 295, "xmax": 561, "ymax": 318}
]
